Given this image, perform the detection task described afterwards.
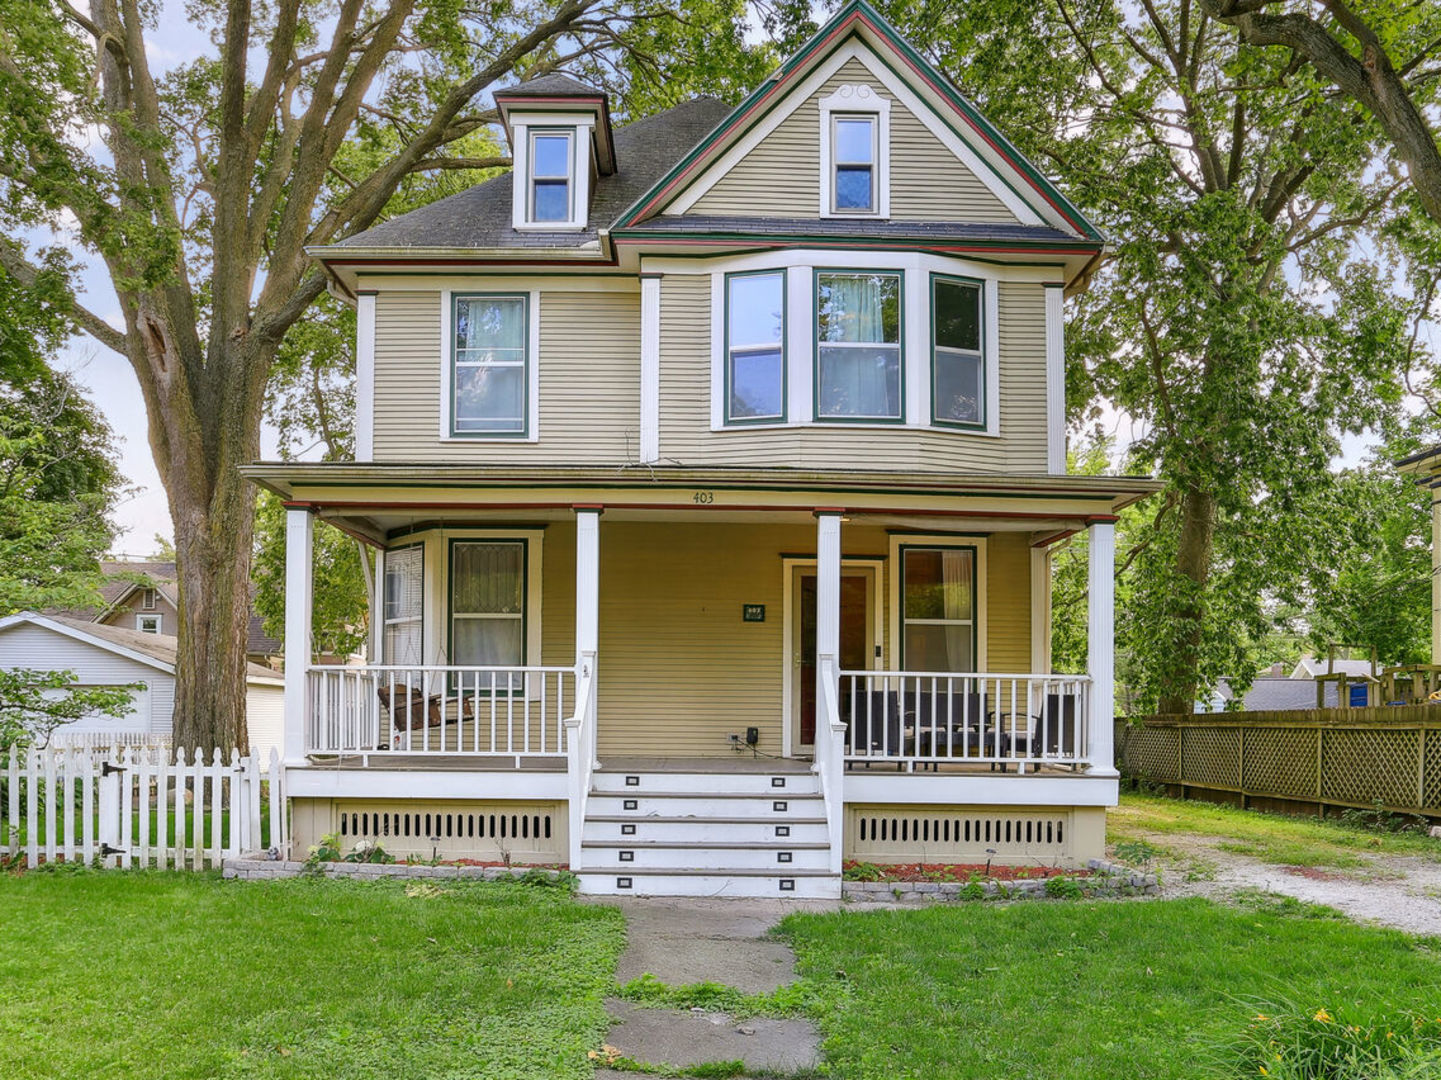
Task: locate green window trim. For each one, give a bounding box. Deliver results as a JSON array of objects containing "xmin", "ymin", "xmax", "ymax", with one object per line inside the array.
[
  {"xmin": 445, "ymin": 537, "xmax": 530, "ymax": 693},
  {"xmin": 723, "ymin": 268, "xmax": 788, "ymax": 426},
  {"xmin": 929, "ymin": 272, "xmax": 987, "ymax": 432},
  {"xmin": 898, "ymin": 542, "xmax": 979, "ymax": 673},
  {"xmin": 449, "ymin": 291, "xmax": 530, "ymax": 440},
  {"xmin": 812, "ymin": 267, "xmax": 906, "ymax": 425}
]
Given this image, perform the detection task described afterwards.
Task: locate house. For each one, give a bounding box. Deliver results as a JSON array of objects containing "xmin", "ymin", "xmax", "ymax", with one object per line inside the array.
[
  {"xmin": 0, "ymin": 613, "xmax": 285, "ymax": 754},
  {"xmin": 1201, "ymin": 663, "xmax": 1375, "ymax": 713},
  {"xmin": 56, "ymin": 559, "xmax": 282, "ymax": 666},
  {"xmin": 244, "ymin": 0, "xmax": 1158, "ymax": 896}
]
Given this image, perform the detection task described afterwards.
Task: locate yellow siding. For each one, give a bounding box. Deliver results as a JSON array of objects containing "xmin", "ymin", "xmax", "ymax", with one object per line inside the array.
[
  {"xmin": 986, "ymin": 533, "xmax": 1032, "ymax": 672},
  {"xmin": 656, "ymin": 275, "xmax": 1050, "ymax": 473},
  {"xmin": 372, "ymin": 290, "xmax": 641, "ymax": 463},
  {"xmin": 541, "ymin": 521, "xmax": 577, "ymax": 668},
  {"xmin": 688, "ymin": 57, "xmax": 1015, "ymax": 223}
]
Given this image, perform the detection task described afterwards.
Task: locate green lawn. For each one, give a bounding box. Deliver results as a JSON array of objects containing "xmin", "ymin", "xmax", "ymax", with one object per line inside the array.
[
  {"xmin": 781, "ymin": 896, "xmax": 1441, "ymax": 1080},
  {"xmin": 1107, "ymin": 790, "xmax": 1441, "ymax": 869},
  {"xmin": 0, "ymin": 871, "xmax": 624, "ymax": 1080}
]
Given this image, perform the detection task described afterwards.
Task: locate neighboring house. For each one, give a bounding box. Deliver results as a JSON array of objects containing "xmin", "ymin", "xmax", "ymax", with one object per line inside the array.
[
  {"xmin": 57, "ymin": 559, "xmax": 282, "ymax": 666},
  {"xmin": 0, "ymin": 613, "xmax": 285, "ymax": 755},
  {"xmin": 247, "ymin": 1, "xmax": 1158, "ymax": 896}
]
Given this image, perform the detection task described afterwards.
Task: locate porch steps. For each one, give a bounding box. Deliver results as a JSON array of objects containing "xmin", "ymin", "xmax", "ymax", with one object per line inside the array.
[{"xmin": 576, "ymin": 766, "xmax": 840, "ymax": 898}]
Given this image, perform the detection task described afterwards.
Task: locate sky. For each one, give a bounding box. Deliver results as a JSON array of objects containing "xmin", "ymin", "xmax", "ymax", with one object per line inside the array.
[{"xmin": 44, "ymin": 6, "xmax": 1401, "ymax": 555}]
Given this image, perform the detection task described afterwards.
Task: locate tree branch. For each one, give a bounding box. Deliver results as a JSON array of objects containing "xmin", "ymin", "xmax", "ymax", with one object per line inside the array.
[{"xmin": 0, "ymin": 241, "xmax": 126, "ymax": 355}]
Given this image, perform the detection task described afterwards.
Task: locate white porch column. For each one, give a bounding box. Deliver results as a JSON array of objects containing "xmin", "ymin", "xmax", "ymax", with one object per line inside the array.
[
  {"xmin": 815, "ymin": 511, "xmax": 842, "ymax": 675},
  {"xmin": 283, "ymin": 506, "xmax": 315, "ymax": 765},
  {"xmin": 575, "ymin": 507, "xmax": 602, "ymax": 662},
  {"xmin": 1087, "ymin": 519, "xmax": 1117, "ymax": 775}
]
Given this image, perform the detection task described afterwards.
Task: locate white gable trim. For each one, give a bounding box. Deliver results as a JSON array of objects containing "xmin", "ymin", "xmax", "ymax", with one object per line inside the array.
[
  {"xmin": 0, "ymin": 613, "xmax": 175, "ymax": 675},
  {"xmin": 666, "ymin": 39, "xmax": 1044, "ymax": 227}
]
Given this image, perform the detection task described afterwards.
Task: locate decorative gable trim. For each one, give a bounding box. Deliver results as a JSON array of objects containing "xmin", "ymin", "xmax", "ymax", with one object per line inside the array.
[{"xmin": 612, "ymin": 0, "xmax": 1100, "ymax": 240}]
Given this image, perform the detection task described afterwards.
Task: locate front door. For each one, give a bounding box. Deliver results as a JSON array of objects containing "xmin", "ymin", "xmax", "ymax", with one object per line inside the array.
[{"xmin": 792, "ymin": 567, "xmax": 875, "ymax": 752}]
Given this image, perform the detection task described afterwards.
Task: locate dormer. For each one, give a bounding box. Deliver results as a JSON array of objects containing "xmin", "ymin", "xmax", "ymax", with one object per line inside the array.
[{"xmin": 495, "ymin": 74, "xmax": 615, "ymax": 232}]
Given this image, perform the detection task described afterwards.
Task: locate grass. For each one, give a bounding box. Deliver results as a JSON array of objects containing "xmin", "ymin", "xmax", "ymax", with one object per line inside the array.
[
  {"xmin": 780, "ymin": 897, "xmax": 1441, "ymax": 1080},
  {"xmin": 0, "ymin": 870, "xmax": 624, "ymax": 1080},
  {"xmin": 1107, "ymin": 790, "xmax": 1441, "ymax": 869}
]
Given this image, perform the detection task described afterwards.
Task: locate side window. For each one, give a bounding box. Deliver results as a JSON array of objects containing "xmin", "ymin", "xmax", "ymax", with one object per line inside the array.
[
  {"xmin": 831, "ymin": 115, "xmax": 877, "ymax": 213},
  {"xmin": 451, "ymin": 294, "xmax": 528, "ymax": 437},
  {"xmin": 529, "ymin": 131, "xmax": 572, "ymax": 223},
  {"xmin": 383, "ymin": 545, "xmax": 423, "ymax": 665},
  {"xmin": 725, "ymin": 271, "xmax": 786, "ymax": 423},
  {"xmin": 136, "ymin": 613, "xmax": 162, "ymax": 635},
  {"xmin": 931, "ymin": 276, "xmax": 984, "ymax": 428},
  {"xmin": 815, "ymin": 270, "xmax": 903, "ymax": 422},
  {"xmin": 900, "ymin": 546, "xmax": 976, "ymax": 672}
]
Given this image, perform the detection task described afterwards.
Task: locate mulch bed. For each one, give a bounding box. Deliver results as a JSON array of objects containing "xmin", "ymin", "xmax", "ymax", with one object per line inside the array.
[{"xmin": 843, "ymin": 860, "xmax": 1090, "ymax": 883}]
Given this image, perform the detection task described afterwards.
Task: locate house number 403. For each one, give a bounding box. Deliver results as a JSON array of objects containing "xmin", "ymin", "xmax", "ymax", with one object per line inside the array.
[{"xmin": 692, "ymin": 491, "xmax": 714, "ymax": 504}]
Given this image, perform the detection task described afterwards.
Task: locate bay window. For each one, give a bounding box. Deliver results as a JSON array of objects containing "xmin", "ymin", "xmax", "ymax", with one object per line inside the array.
[
  {"xmin": 815, "ymin": 270, "xmax": 902, "ymax": 421},
  {"xmin": 725, "ymin": 270, "xmax": 786, "ymax": 423},
  {"xmin": 931, "ymin": 275, "xmax": 984, "ymax": 428},
  {"xmin": 900, "ymin": 546, "xmax": 976, "ymax": 671},
  {"xmin": 451, "ymin": 293, "xmax": 528, "ymax": 437},
  {"xmin": 383, "ymin": 544, "xmax": 423, "ymax": 665},
  {"xmin": 449, "ymin": 540, "xmax": 526, "ymax": 672}
]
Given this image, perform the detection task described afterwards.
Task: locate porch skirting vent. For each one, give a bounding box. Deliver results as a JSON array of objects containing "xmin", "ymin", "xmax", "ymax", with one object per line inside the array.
[
  {"xmin": 304, "ymin": 799, "xmax": 567, "ymax": 865},
  {"xmin": 845, "ymin": 805, "xmax": 1073, "ymax": 864}
]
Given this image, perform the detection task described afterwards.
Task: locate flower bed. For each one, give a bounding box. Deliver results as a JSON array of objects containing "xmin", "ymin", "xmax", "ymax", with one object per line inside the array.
[
  {"xmin": 843, "ymin": 860, "xmax": 1088, "ymax": 883},
  {"xmin": 842, "ymin": 859, "xmax": 1159, "ymax": 902}
]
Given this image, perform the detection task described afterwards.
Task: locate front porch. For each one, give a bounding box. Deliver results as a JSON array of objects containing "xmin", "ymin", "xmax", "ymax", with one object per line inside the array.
[{"xmin": 252, "ymin": 465, "xmax": 1142, "ymax": 888}]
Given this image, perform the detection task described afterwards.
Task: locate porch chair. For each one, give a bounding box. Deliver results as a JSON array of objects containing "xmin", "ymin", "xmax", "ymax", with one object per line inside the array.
[
  {"xmin": 846, "ymin": 689, "xmax": 903, "ymax": 769},
  {"xmin": 906, "ymin": 690, "xmax": 987, "ymax": 768},
  {"xmin": 1007, "ymin": 693, "xmax": 1080, "ymax": 769}
]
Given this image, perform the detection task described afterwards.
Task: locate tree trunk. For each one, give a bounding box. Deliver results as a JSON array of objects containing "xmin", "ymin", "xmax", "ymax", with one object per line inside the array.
[{"xmin": 1156, "ymin": 485, "xmax": 1216, "ymax": 715}]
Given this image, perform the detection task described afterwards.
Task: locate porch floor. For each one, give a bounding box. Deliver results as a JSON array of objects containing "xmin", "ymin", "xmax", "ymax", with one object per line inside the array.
[
  {"xmin": 300, "ymin": 753, "xmax": 1090, "ymax": 776},
  {"xmin": 303, "ymin": 754, "xmax": 567, "ymax": 771},
  {"xmin": 599, "ymin": 755, "xmax": 814, "ymax": 774}
]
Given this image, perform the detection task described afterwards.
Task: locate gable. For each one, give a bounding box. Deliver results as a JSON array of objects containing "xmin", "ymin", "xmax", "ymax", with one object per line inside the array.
[{"xmin": 687, "ymin": 54, "xmax": 1019, "ymax": 224}]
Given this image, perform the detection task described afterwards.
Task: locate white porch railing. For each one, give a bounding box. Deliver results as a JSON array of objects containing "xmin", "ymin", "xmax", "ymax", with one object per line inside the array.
[
  {"xmin": 305, "ymin": 665, "xmax": 575, "ymax": 762},
  {"xmin": 837, "ymin": 671, "xmax": 1092, "ymax": 773},
  {"xmin": 564, "ymin": 651, "xmax": 598, "ymax": 870}
]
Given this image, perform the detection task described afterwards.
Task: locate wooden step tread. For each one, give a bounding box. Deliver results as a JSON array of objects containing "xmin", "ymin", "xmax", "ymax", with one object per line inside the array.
[
  {"xmin": 589, "ymin": 790, "xmax": 822, "ymax": 800},
  {"xmin": 576, "ymin": 867, "xmax": 838, "ymax": 878},
  {"xmin": 586, "ymin": 815, "xmax": 828, "ymax": 825},
  {"xmin": 581, "ymin": 840, "xmax": 830, "ymax": 850}
]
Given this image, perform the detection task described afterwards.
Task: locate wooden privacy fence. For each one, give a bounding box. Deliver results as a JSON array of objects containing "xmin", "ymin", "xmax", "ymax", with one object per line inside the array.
[
  {"xmin": 2, "ymin": 744, "xmax": 287, "ymax": 870},
  {"xmin": 1115, "ymin": 706, "xmax": 1441, "ymax": 817}
]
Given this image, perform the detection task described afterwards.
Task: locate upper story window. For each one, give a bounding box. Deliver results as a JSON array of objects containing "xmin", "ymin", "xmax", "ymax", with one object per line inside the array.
[
  {"xmin": 815, "ymin": 270, "xmax": 903, "ymax": 422},
  {"xmin": 832, "ymin": 116, "xmax": 877, "ymax": 213},
  {"xmin": 140, "ymin": 587, "xmax": 156, "ymax": 611},
  {"xmin": 136, "ymin": 613, "xmax": 162, "ymax": 635},
  {"xmin": 931, "ymin": 276, "xmax": 984, "ymax": 429},
  {"xmin": 725, "ymin": 270, "xmax": 786, "ymax": 423},
  {"xmin": 529, "ymin": 131, "xmax": 573, "ymax": 223},
  {"xmin": 818, "ymin": 85, "xmax": 890, "ymax": 218},
  {"xmin": 451, "ymin": 293, "xmax": 528, "ymax": 437}
]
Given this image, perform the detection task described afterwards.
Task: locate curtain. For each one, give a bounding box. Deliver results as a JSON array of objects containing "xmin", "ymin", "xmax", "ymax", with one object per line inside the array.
[
  {"xmin": 826, "ymin": 275, "xmax": 887, "ymax": 342},
  {"xmin": 941, "ymin": 550, "xmax": 972, "ymax": 670}
]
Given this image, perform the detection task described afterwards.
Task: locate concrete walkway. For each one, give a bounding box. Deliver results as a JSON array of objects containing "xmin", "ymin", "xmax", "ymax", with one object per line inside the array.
[{"xmin": 589, "ymin": 897, "xmax": 839, "ymax": 1078}]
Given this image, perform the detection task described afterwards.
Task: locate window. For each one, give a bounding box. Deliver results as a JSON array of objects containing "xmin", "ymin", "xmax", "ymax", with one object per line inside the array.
[
  {"xmin": 383, "ymin": 545, "xmax": 423, "ymax": 665},
  {"xmin": 135, "ymin": 614, "xmax": 162, "ymax": 635},
  {"xmin": 529, "ymin": 131, "xmax": 572, "ymax": 223},
  {"xmin": 449, "ymin": 541, "xmax": 526, "ymax": 673},
  {"xmin": 725, "ymin": 271, "xmax": 786, "ymax": 423},
  {"xmin": 900, "ymin": 546, "xmax": 975, "ymax": 671},
  {"xmin": 815, "ymin": 271, "xmax": 902, "ymax": 421},
  {"xmin": 141, "ymin": 588, "xmax": 156, "ymax": 611},
  {"xmin": 832, "ymin": 115, "xmax": 876, "ymax": 212},
  {"xmin": 451, "ymin": 294, "xmax": 527, "ymax": 436},
  {"xmin": 932, "ymin": 276, "xmax": 984, "ymax": 428}
]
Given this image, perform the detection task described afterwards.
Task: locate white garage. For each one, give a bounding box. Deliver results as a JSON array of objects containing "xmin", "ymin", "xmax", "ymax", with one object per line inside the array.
[{"xmin": 0, "ymin": 613, "xmax": 284, "ymax": 756}]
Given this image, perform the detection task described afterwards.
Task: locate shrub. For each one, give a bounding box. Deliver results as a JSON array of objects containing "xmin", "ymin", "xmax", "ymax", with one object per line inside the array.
[
  {"xmin": 1223, "ymin": 1002, "xmax": 1441, "ymax": 1079},
  {"xmin": 1113, "ymin": 838, "xmax": 1164, "ymax": 866},
  {"xmin": 1044, "ymin": 875, "xmax": 1084, "ymax": 900},
  {"xmin": 842, "ymin": 861, "xmax": 885, "ymax": 882}
]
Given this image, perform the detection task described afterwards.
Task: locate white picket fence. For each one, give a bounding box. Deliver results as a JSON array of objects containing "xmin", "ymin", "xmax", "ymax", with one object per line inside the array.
[{"xmin": 2, "ymin": 744, "xmax": 286, "ymax": 870}]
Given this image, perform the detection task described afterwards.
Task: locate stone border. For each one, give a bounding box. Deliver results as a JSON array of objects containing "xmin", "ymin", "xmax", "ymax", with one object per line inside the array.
[
  {"xmin": 222, "ymin": 855, "xmax": 566, "ymax": 883},
  {"xmin": 842, "ymin": 859, "xmax": 1159, "ymax": 903}
]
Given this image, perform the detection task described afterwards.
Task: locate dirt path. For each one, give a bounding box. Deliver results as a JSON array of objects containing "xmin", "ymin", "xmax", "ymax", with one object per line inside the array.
[{"xmin": 1127, "ymin": 830, "xmax": 1441, "ymax": 937}]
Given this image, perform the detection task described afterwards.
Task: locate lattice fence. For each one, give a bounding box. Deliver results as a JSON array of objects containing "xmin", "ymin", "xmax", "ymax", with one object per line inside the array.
[{"xmin": 1116, "ymin": 707, "xmax": 1441, "ymax": 816}]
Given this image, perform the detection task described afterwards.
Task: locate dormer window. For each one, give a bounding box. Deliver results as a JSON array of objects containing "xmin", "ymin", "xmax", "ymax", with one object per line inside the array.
[
  {"xmin": 832, "ymin": 116, "xmax": 877, "ymax": 213},
  {"xmin": 530, "ymin": 131, "xmax": 573, "ymax": 223}
]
